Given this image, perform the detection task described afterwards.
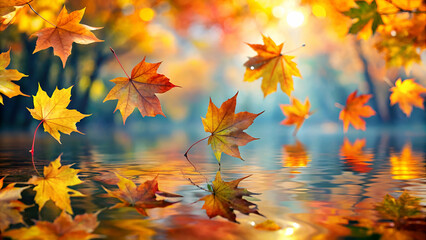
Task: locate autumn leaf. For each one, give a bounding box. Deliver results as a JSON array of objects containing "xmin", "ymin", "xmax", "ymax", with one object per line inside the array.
[
  {"xmin": 280, "ymin": 97, "xmax": 312, "ymax": 135},
  {"xmin": 104, "ymin": 50, "xmax": 177, "ymax": 124},
  {"xmin": 0, "ymin": 0, "xmax": 32, "ymax": 8},
  {"xmin": 27, "ymin": 155, "xmax": 84, "ymax": 214},
  {"xmin": 200, "ymin": 92, "xmax": 263, "ymax": 162},
  {"xmin": 102, "ymin": 173, "xmax": 182, "ymax": 216},
  {"xmin": 94, "ymin": 219, "xmax": 156, "ymax": 240},
  {"xmin": 338, "ymin": 90, "xmax": 376, "ymax": 132},
  {"xmin": 375, "ymin": 191, "xmax": 422, "ymax": 228},
  {"xmin": 243, "ymin": 34, "xmax": 302, "ymax": 97},
  {"xmin": 4, "ymin": 211, "xmax": 100, "ymax": 240},
  {"xmin": 0, "ymin": 176, "xmax": 30, "ymax": 232},
  {"xmin": 27, "ymin": 84, "xmax": 90, "ymax": 144},
  {"xmin": 198, "ymin": 171, "xmax": 262, "ymax": 223},
  {"xmin": 254, "ymin": 219, "xmax": 282, "ymax": 231},
  {"xmin": 30, "ymin": 7, "xmax": 102, "ymax": 67},
  {"xmin": 0, "ymin": 49, "xmax": 28, "ymax": 104},
  {"xmin": 390, "ymin": 78, "xmax": 426, "ymax": 117},
  {"xmin": 339, "ymin": 138, "xmax": 373, "ymax": 173},
  {"xmin": 343, "ymin": 0, "xmax": 383, "ymax": 38}
]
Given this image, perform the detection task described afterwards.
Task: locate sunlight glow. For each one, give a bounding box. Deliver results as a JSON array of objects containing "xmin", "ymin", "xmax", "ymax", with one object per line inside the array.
[
  {"xmin": 312, "ymin": 4, "xmax": 326, "ymax": 18},
  {"xmin": 286, "ymin": 11, "xmax": 304, "ymax": 28},
  {"xmin": 273, "ymin": 6, "xmax": 286, "ymax": 18},
  {"xmin": 139, "ymin": 8, "xmax": 155, "ymax": 22}
]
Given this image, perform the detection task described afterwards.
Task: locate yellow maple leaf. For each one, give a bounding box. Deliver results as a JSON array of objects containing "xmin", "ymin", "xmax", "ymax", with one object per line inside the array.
[
  {"xmin": 27, "ymin": 84, "xmax": 90, "ymax": 144},
  {"xmin": 280, "ymin": 97, "xmax": 312, "ymax": 135},
  {"xmin": 0, "ymin": 49, "xmax": 28, "ymax": 104},
  {"xmin": 27, "ymin": 155, "xmax": 84, "ymax": 214},
  {"xmin": 390, "ymin": 78, "xmax": 426, "ymax": 117},
  {"xmin": 243, "ymin": 34, "xmax": 302, "ymax": 97},
  {"xmin": 30, "ymin": 7, "xmax": 103, "ymax": 67}
]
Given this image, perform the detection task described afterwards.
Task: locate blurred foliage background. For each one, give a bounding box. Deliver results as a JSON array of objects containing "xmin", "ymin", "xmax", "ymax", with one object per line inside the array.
[{"xmin": 1, "ymin": 0, "xmax": 425, "ymax": 132}]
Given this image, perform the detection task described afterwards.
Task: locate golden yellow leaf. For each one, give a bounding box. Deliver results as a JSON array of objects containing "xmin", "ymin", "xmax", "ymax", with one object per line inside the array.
[
  {"xmin": 280, "ymin": 97, "xmax": 312, "ymax": 135},
  {"xmin": 0, "ymin": 49, "xmax": 28, "ymax": 104},
  {"xmin": 31, "ymin": 7, "xmax": 102, "ymax": 67},
  {"xmin": 27, "ymin": 84, "xmax": 90, "ymax": 144},
  {"xmin": 243, "ymin": 34, "xmax": 302, "ymax": 97},
  {"xmin": 390, "ymin": 78, "xmax": 426, "ymax": 117},
  {"xmin": 0, "ymin": 0, "xmax": 32, "ymax": 8},
  {"xmin": 27, "ymin": 155, "xmax": 84, "ymax": 214}
]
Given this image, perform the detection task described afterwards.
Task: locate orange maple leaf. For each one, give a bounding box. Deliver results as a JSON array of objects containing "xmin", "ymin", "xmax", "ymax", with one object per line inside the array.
[
  {"xmin": 339, "ymin": 138, "xmax": 373, "ymax": 173},
  {"xmin": 0, "ymin": 49, "xmax": 28, "ymax": 104},
  {"xmin": 390, "ymin": 78, "xmax": 426, "ymax": 117},
  {"xmin": 102, "ymin": 173, "xmax": 182, "ymax": 216},
  {"xmin": 4, "ymin": 211, "xmax": 100, "ymax": 240},
  {"xmin": 243, "ymin": 34, "xmax": 302, "ymax": 97},
  {"xmin": 338, "ymin": 90, "xmax": 376, "ymax": 132},
  {"xmin": 0, "ymin": 0, "xmax": 32, "ymax": 8},
  {"xmin": 201, "ymin": 92, "xmax": 263, "ymax": 162},
  {"xmin": 104, "ymin": 52, "xmax": 177, "ymax": 124},
  {"xmin": 280, "ymin": 97, "xmax": 312, "ymax": 135},
  {"xmin": 30, "ymin": 7, "xmax": 102, "ymax": 67},
  {"xmin": 198, "ymin": 171, "xmax": 262, "ymax": 223}
]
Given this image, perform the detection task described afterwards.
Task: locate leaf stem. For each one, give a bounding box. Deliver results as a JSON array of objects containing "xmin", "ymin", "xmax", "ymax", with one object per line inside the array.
[
  {"xmin": 110, "ymin": 47, "xmax": 131, "ymax": 79},
  {"xmin": 30, "ymin": 120, "xmax": 43, "ymax": 176},
  {"xmin": 383, "ymin": 77, "xmax": 394, "ymax": 88},
  {"xmin": 184, "ymin": 136, "xmax": 209, "ymax": 159},
  {"xmin": 27, "ymin": 3, "xmax": 57, "ymax": 28},
  {"xmin": 335, "ymin": 103, "xmax": 345, "ymax": 110}
]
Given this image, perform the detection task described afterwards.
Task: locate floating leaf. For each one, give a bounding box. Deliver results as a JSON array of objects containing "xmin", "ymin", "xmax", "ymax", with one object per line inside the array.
[
  {"xmin": 4, "ymin": 211, "xmax": 100, "ymax": 240},
  {"xmin": 0, "ymin": 49, "xmax": 28, "ymax": 104},
  {"xmin": 198, "ymin": 171, "xmax": 262, "ymax": 223},
  {"xmin": 31, "ymin": 7, "xmax": 103, "ymax": 67},
  {"xmin": 244, "ymin": 34, "xmax": 302, "ymax": 97},
  {"xmin": 102, "ymin": 173, "xmax": 182, "ymax": 216},
  {"xmin": 27, "ymin": 155, "xmax": 84, "ymax": 214},
  {"xmin": 201, "ymin": 92, "xmax": 263, "ymax": 162},
  {"xmin": 338, "ymin": 90, "xmax": 376, "ymax": 132},
  {"xmin": 390, "ymin": 78, "xmax": 426, "ymax": 117},
  {"xmin": 254, "ymin": 219, "xmax": 282, "ymax": 231}
]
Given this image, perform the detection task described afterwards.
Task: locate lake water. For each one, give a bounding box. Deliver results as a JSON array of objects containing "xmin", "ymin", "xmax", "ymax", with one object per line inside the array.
[{"xmin": 1, "ymin": 124, "xmax": 425, "ymax": 239}]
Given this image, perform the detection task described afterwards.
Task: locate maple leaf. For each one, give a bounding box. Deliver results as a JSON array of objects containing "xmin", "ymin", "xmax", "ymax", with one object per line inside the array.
[
  {"xmin": 4, "ymin": 211, "xmax": 100, "ymax": 240},
  {"xmin": 103, "ymin": 52, "xmax": 177, "ymax": 124},
  {"xmin": 0, "ymin": 49, "xmax": 28, "ymax": 104},
  {"xmin": 198, "ymin": 171, "xmax": 262, "ymax": 223},
  {"xmin": 27, "ymin": 155, "xmax": 84, "ymax": 214},
  {"xmin": 27, "ymin": 85, "xmax": 90, "ymax": 144},
  {"xmin": 280, "ymin": 97, "xmax": 312, "ymax": 135},
  {"xmin": 339, "ymin": 138, "xmax": 373, "ymax": 173},
  {"xmin": 30, "ymin": 7, "xmax": 102, "ymax": 67},
  {"xmin": 375, "ymin": 191, "xmax": 422, "ymax": 228},
  {"xmin": 0, "ymin": 0, "xmax": 32, "ymax": 8},
  {"xmin": 343, "ymin": 0, "xmax": 383, "ymax": 38},
  {"xmin": 254, "ymin": 219, "xmax": 282, "ymax": 231},
  {"xmin": 243, "ymin": 34, "xmax": 302, "ymax": 97},
  {"xmin": 201, "ymin": 92, "xmax": 263, "ymax": 162},
  {"xmin": 338, "ymin": 90, "xmax": 376, "ymax": 132},
  {"xmin": 390, "ymin": 78, "xmax": 426, "ymax": 117},
  {"xmin": 0, "ymin": 176, "xmax": 30, "ymax": 232},
  {"xmin": 102, "ymin": 173, "xmax": 182, "ymax": 216}
]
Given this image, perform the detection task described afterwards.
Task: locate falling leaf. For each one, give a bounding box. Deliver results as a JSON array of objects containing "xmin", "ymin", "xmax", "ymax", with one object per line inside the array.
[
  {"xmin": 339, "ymin": 138, "xmax": 373, "ymax": 173},
  {"xmin": 198, "ymin": 171, "xmax": 262, "ymax": 223},
  {"xmin": 201, "ymin": 92, "xmax": 263, "ymax": 162},
  {"xmin": 4, "ymin": 211, "xmax": 100, "ymax": 240},
  {"xmin": 0, "ymin": 0, "xmax": 32, "ymax": 7},
  {"xmin": 243, "ymin": 34, "xmax": 302, "ymax": 97},
  {"xmin": 27, "ymin": 85, "xmax": 90, "ymax": 144},
  {"xmin": 0, "ymin": 49, "xmax": 28, "ymax": 104},
  {"xmin": 390, "ymin": 143, "xmax": 424, "ymax": 180},
  {"xmin": 390, "ymin": 78, "xmax": 426, "ymax": 117},
  {"xmin": 343, "ymin": 0, "xmax": 383, "ymax": 38},
  {"xmin": 375, "ymin": 191, "xmax": 422, "ymax": 228},
  {"xmin": 280, "ymin": 97, "xmax": 312, "ymax": 135},
  {"xmin": 338, "ymin": 90, "xmax": 376, "ymax": 132},
  {"xmin": 102, "ymin": 173, "xmax": 182, "ymax": 216},
  {"xmin": 254, "ymin": 219, "xmax": 282, "ymax": 231},
  {"xmin": 30, "ymin": 7, "xmax": 102, "ymax": 67},
  {"xmin": 282, "ymin": 140, "xmax": 311, "ymax": 171},
  {"xmin": 0, "ymin": 176, "xmax": 30, "ymax": 232},
  {"xmin": 27, "ymin": 155, "xmax": 84, "ymax": 214},
  {"xmin": 103, "ymin": 56, "xmax": 177, "ymax": 124}
]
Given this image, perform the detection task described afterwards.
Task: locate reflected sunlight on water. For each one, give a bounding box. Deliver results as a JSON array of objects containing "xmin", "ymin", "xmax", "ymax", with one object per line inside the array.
[{"xmin": 0, "ymin": 125, "xmax": 425, "ymax": 239}]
